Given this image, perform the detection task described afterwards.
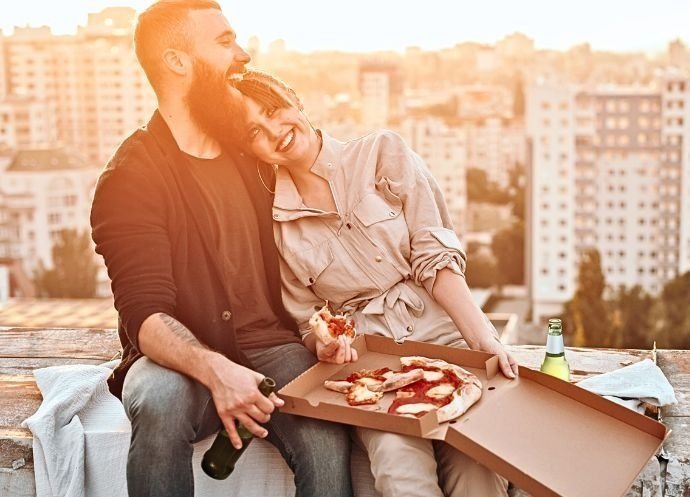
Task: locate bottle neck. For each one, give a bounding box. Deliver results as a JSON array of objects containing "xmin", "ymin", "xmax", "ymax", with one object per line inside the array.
[{"xmin": 546, "ymin": 333, "xmax": 565, "ymax": 355}]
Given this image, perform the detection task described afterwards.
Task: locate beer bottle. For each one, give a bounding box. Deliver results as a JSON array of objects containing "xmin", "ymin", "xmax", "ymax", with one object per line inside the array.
[
  {"xmin": 540, "ymin": 318, "xmax": 570, "ymax": 381},
  {"xmin": 201, "ymin": 377, "xmax": 277, "ymax": 479}
]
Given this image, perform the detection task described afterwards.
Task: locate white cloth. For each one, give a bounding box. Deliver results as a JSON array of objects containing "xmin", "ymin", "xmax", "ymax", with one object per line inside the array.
[
  {"xmin": 576, "ymin": 359, "xmax": 678, "ymax": 413},
  {"xmin": 21, "ymin": 361, "xmax": 379, "ymax": 497},
  {"xmin": 21, "ymin": 361, "xmax": 129, "ymax": 497}
]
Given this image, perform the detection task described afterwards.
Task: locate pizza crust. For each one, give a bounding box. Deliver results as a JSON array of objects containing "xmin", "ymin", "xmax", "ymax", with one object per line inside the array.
[
  {"xmin": 367, "ymin": 368, "xmax": 424, "ymax": 393},
  {"xmin": 400, "ymin": 356, "xmax": 483, "ymax": 422}
]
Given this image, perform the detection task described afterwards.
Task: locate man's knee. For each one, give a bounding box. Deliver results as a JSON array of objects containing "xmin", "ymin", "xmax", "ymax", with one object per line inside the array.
[{"xmin": 123, "ymin": 358, "xmax": 209, "ymax": 434}]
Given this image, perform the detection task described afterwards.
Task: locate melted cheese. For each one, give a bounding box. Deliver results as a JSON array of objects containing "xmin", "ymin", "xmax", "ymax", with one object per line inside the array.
[
  {"xmin": 422, "ymin": 370, "xmax": 444, "ymax": 382},
  {"xmin": 395, "ymin": 402, "xmax": 435, "ymax": 415},
  {"xmin": 426, "ymin": 383, "xmax": 456, "ymax": 399},
  {"xmin": 348, "ymin": 382, "xmax": 383, "ymax": 404},
  {"xmin": 357, "ymin": 377, "xmax": 383, "ymax": 388}
]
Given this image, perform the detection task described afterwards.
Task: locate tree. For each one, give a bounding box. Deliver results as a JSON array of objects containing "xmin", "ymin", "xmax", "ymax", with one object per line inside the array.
[
  {"xmin": 466, "ymin": 168, "xmax": 510, "ymax": 204},
  {"xmin": 655, "ymin": 271, "xmax": 690, "ymax": 349},
  {"xmin": 609, "ymin": 285, "xmax": 655, "ymax": 349},
  {"xmin": 562, "ymin": 249, "xmax": 613, "ymax": 347},
  {"xmin": 491, "ymin": 220, "xmax": 524, "ymax": 285},
  {"xmin": 34, "ymin": 229, "xmax": 99, "ymax": 298},
  {"xmin": 507, "ymin": 162, "xmax": 526, "ymax": 221},
  {"xmin": 465, "ymin": 246, "xmax": 498, "ymax": 288}
]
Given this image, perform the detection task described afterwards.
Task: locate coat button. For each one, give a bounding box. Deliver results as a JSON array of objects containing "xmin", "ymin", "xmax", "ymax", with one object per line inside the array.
[
  {"xmin": 375, "ymin": 255, "xmax": 383, "ymax": 262},
  {"xmin": 389, "ymin": 211, "xmax": 396, "ymax": 217},
  {"xmin": 308, "ymin": 277, "xmax": 315, "ymax": 284},
  {"xmin": 221, "ymin": 310, "xmax": 232, "ymax": 321}
]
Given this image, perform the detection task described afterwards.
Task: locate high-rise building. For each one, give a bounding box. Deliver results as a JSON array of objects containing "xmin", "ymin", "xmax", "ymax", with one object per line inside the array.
[
  {"xmin": 0, "ymin": 149, "xmax": 101, "ymax": 287},
  {"xmin": 526, "ymin": 73, "xmax": 690, "ymax": 322},
  {"xmin": 1, "ymin": 8, "xmax": 155, "ymax": 164},
  {"xmin": 358, "ymin": 61, "xmax": 403, "ymax": 128},
  {"xmin": 398, "ymin": 117, "xmax": 468, "ymax": 234},
  {"xmin": 466, "ymin": 117, "xmax": 526, "ymax": 188},
  {"xmin": 0, "ymin": 96, "xmax": 57, "ymax": 149}
]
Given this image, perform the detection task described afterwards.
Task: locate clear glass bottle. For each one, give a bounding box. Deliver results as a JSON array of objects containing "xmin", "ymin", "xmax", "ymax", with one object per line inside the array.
[
  {"xmin": 201, "ymin": 377, "xmax": 276, "ymax": 479},
  {"xmin": 540, "ymin": 318, "xmax": 571, "ymax": 381}
]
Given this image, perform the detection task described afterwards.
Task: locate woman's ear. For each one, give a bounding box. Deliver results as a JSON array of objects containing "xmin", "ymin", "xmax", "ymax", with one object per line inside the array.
[{"xmin": 161, "ymin": 48, "xmax": 190, "ymax": 77}]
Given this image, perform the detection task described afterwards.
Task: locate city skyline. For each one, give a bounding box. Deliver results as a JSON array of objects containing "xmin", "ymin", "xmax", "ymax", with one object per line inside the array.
[{"xmin": 2, "ymin": 0, "xmax": 689, "ymax": 54}]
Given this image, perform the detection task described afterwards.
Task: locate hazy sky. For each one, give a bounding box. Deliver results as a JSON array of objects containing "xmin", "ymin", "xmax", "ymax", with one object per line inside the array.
[{"xmin": 1, "ymin": 0, "xmax": 688, "ymax": 53}]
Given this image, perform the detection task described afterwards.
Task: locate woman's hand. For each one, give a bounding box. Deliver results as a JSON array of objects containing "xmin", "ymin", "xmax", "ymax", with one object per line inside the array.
[
  {"xmin": 315, "ymin": 335, "xmax": 358, "ymax": 364},
  {"xmin": 478, "ymin": 336, "xmax": 519, "ymax": 379}
]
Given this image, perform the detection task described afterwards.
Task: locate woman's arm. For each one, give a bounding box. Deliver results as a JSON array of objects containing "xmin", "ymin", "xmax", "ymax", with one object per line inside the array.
[{"xmin": 432, "ymin": 269, "xmax": 519, "ymax": 379}]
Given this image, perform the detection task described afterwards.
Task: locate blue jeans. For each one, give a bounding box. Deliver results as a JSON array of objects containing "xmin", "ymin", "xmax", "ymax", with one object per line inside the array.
[{"xmin": 123, "ymin": 343, "xmax": 353, "ymax": 497}]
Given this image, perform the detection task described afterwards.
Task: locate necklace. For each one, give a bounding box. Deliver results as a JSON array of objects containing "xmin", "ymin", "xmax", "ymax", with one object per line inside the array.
[{"xmin": 257, "ymin": 160, "xmax": 276, "ymax": 195}]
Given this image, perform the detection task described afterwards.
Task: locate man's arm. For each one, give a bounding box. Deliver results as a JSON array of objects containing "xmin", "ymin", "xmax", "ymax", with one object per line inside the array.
[{"xmin": 139, "ymin": 312, "xmax": 284, "ymax": 448}]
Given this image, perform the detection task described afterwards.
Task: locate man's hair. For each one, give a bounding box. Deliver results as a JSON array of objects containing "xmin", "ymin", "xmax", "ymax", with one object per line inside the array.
[{"xmin": 134, "ymin": 0, "xmax": 221, "ymax": 92}]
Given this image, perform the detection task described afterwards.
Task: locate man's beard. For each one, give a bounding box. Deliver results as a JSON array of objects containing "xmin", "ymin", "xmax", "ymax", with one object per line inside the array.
[{"xmin": 186, "ymin": 57, "xmax": 245, "ymax": 150}]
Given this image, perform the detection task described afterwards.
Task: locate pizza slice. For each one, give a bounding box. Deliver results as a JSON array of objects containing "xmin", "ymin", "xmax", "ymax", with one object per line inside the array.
[
  {"xmin": 346, "ymin": 381, "xmax": 384, "ymax": 406},
  {"xmin": 309, "ymin": 304, "xmax": 356, "ymax": 345},
  {"xmin": 321, "ymin": 357, "xmax": 482, "ymax": 422},
  {"xmin": 389, "ymin": 356, "xmax": 483, "ymax": 422}
]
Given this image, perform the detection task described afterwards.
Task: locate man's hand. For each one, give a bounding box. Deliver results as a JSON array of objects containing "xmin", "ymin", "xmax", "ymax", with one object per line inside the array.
[
  {"xmin": 206, "ymin": 355, "xmax": 284, "ymax": 449},
  {"xmin": 477, "ymin": 336, "xmax": 519, "ymax": 379},
  {"xmin": 315, "ymin": 335, "xmax": 358, "ymax": 364}
]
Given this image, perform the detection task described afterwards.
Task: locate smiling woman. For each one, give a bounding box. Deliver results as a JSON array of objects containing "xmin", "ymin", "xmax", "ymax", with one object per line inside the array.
[{"xmin": 225, "ymin": 69, "xmax": 516, "ymax": 497}]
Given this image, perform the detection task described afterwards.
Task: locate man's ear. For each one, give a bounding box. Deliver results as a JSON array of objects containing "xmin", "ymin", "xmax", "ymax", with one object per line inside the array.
[{"xmin": 162, "ymin": 48, "xmax": 190, "ymax": 77}]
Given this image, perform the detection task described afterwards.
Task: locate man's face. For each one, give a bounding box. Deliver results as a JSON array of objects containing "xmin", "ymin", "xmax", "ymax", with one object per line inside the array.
[
  {"xmin": 184, "ymin": 9, "xmax": 250, "ymax": 141},
  {"xmin": 185, "ymin": 9, "xmax": 250, "ymax": 81}
]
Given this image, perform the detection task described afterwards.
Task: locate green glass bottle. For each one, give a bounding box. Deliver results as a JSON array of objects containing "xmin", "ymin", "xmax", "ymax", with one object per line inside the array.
[
  {"xmin": 540, "ymin": 318, "xmax": 571, "ymax": 381},
  {"xmin": 201, "ymin": 377, "xmax": 276, "ymax": 479}
]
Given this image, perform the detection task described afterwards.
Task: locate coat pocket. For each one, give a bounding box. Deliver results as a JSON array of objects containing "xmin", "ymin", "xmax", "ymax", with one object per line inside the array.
[
  {"xmin": 283, "ymin": 240, "xmax": 335, "ymax": 287},
  {"xmin": 353, "ymin": 192, "xmax": 402, "ymax": 227}
]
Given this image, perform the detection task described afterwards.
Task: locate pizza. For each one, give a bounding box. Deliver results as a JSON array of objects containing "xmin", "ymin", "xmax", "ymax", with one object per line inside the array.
[
  {"xmin": 309, "ymin": 304, "xmax": 356, "ymax": 345},
  {"xmin": 323, "ymin": 356, "xmax": 482, "ymax": 422}
]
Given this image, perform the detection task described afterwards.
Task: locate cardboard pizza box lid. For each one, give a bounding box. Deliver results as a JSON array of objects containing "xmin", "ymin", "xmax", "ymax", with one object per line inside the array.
[{"xmin": 278, "ymin": 335, "xmax": 668, "ymax": 497}]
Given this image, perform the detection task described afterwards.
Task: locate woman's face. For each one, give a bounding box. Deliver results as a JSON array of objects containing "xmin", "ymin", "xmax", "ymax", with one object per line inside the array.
[{"xmin": 242, "ymin": 90, "xmax": 319, "ymax": 169}]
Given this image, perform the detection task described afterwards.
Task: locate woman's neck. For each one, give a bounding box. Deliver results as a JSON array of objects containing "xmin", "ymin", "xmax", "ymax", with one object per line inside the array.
[{"xmin": 287, "ymin": 129, "xmax": 323, "ymax": 180}]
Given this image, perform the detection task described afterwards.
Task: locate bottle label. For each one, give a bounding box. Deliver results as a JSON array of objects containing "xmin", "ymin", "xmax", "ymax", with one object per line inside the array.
[{"xmin": 546, "ymin": 334, "xmax": 564, "ymax": 355}]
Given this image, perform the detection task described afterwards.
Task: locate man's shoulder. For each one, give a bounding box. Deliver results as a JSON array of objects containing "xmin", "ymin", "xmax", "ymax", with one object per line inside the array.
[{"xmin": 104, "ymin": 126, "xmax": 158, "ymax": 174}]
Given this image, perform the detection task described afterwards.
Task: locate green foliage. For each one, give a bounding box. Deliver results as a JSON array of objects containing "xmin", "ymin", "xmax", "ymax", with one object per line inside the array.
[
  {"xmin": 34, "ymin": 229, "xmax": 98, "ymax": 298},
  {"xmin": 563, "ymin": 252, "xmax": 690, "ymax": 349},
  {"xmin": 609, "ymin": 285, "xmax": 655, "ymax": 349},
  {"xmin": 491, "ymin": 220, "xmax": 525, "ymax": 285},
  {"xmin": 465, "ymin": 246, "xmax": 498, "ymax": 289},
  {"xmin": 654, "ymin": 272, "xmax": 690, "ymax": 349},
  {"xmin": 507, "ymin": 163, "xmax": 526, "ymax": 221},
  {"xmin": 562, "ymin": 249, "xmax": 613, "ymax": 347},
  {"xmin": 466, "ymin": 168, "xmax": 510, "ymax": 204}
]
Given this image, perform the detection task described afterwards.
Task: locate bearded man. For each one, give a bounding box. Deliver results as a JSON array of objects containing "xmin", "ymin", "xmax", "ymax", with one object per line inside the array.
[{"xmin": 89, "ymin": 2, "xmax": 353, "ymax": 496}]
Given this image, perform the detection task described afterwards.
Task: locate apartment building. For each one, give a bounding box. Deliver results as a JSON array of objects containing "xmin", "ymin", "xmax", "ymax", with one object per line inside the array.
[
  {"xmin": 358, "ymin": 61, "xmax": 403, "ymax": 127},
  {"xmin": 398, "ymin": 117, "xmax": 468, "ymax": 234},
  {"xmin": 466, "ymin": 117, "xmax": 526, "ymax": 188},
  {"xmin": 0, "ymin": 148, "xmax": 101, "ymax": 283},
  {"xmin": 0, "ymin": 96, "xmax": 56, "ymax": 149},
  {"xmin": 526, "ymin": 73, "xmax": 690, "ymax": 321},
  {"xmin": 1, "ymin": 8, "xmax": 155, "ymax": 164}
]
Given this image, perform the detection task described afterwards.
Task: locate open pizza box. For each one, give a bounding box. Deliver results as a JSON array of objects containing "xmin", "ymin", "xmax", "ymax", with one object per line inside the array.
[{"xmin": 278, "ymin": 335, "xmax": 669, "ymax": 497}]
